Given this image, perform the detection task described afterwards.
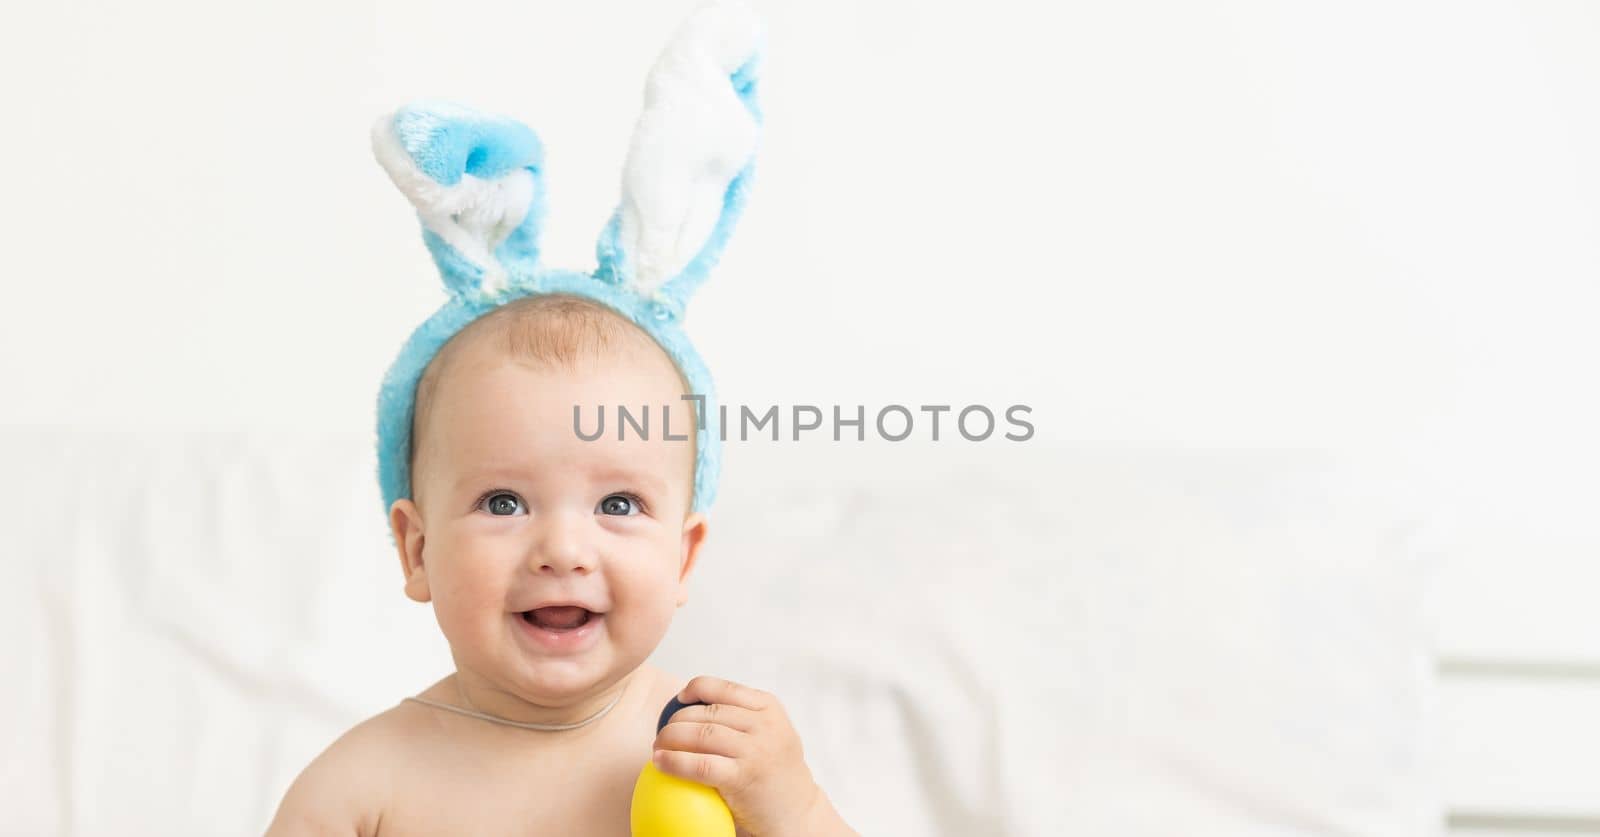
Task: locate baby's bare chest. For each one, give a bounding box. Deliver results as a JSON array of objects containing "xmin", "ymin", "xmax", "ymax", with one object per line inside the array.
[{"xmin": 373, "ymin": 748, "xmax": 648, "ymax": 837}]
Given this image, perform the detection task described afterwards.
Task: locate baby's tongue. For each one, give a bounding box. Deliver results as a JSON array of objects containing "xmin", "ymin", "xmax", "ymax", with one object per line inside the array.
[{"xmin": 532, "ymin": 606, "xmax": 589, "ymax": 630}]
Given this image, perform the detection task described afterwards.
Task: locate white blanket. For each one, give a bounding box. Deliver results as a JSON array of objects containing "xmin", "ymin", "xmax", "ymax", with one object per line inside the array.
[{"xmin": 1, "ymin": 430, "xmax": 1444, "ymax": 835}]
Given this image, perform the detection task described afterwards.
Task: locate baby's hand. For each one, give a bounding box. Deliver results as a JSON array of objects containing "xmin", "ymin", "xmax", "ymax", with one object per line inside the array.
[{"xmin": 652, "ymin": 675, "xmax": 853, "ymax": 837}]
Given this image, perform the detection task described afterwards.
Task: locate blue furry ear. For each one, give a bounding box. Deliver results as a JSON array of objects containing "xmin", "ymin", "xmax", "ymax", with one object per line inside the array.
[
  {"xmin": 593, "ymin": 0, "xmax": 765, "ymax": 313},
  {"xmin": 371, "ymin": 100, "xmax": 547, "ymax": 298}
]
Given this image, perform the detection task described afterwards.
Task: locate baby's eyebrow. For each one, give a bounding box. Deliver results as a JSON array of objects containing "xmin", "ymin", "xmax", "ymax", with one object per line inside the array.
[
  {"xmin": 452, "ymin": 467, "xmax": 528, "ymax": 492},
  {"xmin": 589, "ymin": 466, "xmax": 668, "ymax": 498},
  {"xmin": 451, "ymin": 465, "xmax": 669, "ymax": 497}
]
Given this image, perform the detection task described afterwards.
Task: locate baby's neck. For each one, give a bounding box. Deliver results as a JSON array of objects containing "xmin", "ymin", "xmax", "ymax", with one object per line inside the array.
[
  {"xmin": 414, "ymin": 664, "xmax": 684, "ymax": 749},
  {"xmin": 446, "ymin": 667, "xmax": 645, "ymax": 732}
]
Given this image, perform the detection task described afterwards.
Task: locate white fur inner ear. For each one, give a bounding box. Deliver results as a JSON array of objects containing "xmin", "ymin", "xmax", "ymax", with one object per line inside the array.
[
  {"xmin": 371, "ymin": 116, "xmax": 536, "ymax": 296},
  {"xmin": 615, "ymin": 0, "xmax": 762, "ymax": 294}
]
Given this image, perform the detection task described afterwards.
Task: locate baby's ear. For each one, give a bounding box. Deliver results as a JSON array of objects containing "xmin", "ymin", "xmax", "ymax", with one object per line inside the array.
[
  {"xmin": 675, "ymin": 512, "xmax": 710, "ymax": 607},
  {"xmin": 593, "ymin": 0, "xmax": 764, "ymax": 312},
  {"xmin": 371, "ymin": 100, "xmax": 548, "ymax": 299},
  {"xmin": 389, "ymin": 499, "xmax": 432, "ymax": 603}
]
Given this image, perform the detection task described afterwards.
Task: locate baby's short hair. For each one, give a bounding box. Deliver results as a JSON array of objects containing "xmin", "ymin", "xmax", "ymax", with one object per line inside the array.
[{"xmin": 408, "ymin": 293, "xmax": 691, "ymax": 494}]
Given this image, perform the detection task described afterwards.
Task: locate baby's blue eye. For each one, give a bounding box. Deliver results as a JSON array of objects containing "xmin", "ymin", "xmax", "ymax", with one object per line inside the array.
[
  {"xmin": 481, "ymin": 492, "xmax": 524, "ymax": 516},
  {"xmin": 597, "ymin": 494, "xmax": 641, "ymax": 516}
]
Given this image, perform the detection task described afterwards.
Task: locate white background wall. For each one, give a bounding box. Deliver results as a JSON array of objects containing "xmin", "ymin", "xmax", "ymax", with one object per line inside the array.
[
  {"xmin": 4, "ymin": 0, "xmax": 1598, "ymax": 830},
  {"xmin": 3, "ymin": 0, "xmax": 1593, "ymax": 458}
]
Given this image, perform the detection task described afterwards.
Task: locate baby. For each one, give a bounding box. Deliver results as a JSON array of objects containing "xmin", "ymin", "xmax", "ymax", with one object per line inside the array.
[
  {"xmin": 261, "ymin": 4, "xmax": 847, "ymax": 830},
  {"xmin": 266, "ymin": 294, "xmax": 854, "ymax": 836}
]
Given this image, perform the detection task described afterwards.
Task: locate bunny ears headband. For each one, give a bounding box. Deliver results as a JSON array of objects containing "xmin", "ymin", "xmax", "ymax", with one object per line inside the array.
[{"xmin": 371, "ymin": 0, "xmax": 764, "ymax": 523}]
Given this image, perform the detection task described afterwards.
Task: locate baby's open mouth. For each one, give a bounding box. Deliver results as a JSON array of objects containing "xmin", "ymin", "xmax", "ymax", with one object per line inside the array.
[{"xmin": 521, "ymin": 606, "xmax": 598, "ymax": 632}]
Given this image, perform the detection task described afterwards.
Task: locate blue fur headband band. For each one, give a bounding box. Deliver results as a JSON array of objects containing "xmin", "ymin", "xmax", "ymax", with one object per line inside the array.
[{"xmin": 370, "ymin": 0, "xmax": 764, "ymax": 524}]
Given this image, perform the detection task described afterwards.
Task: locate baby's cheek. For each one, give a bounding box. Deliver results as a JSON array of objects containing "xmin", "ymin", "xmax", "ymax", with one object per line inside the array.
[
  {"xmin": 609, "ymin": 561, "xmax": 681, "ymax": 638},
  {"xmin": 431, "ymin": 555, "xmax": 509, "ymax": 624}
]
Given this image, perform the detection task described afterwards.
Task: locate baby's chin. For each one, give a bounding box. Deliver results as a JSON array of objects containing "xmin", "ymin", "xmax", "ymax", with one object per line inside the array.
[{"xmin": 492, "ymin": 613, "xmax": 651, "ymax": 701}]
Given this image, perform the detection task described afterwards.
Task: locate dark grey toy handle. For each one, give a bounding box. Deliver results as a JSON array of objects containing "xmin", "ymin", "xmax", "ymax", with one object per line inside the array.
[{"xmin": 657, "ymin": 696, "xmax": 706, "ymax": 733}]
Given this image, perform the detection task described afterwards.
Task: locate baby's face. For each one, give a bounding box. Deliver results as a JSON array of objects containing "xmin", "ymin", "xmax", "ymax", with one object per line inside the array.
[{"xmin": 391, "ymin": 332, "xmax": 703, "ymax": 708}]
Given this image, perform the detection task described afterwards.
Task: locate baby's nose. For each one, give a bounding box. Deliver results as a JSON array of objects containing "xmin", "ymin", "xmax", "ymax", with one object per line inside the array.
[{"xmin": 529, "ymin": 515, "xmax": 592, "ymax": 574}]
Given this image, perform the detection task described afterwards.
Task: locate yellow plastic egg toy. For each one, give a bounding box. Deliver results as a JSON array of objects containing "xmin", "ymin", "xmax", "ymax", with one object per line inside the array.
[
  {"xmin": 632, "ymin": 696, "xmax": 735, "ymax": 837},
  {"xmin": 630, "ymin": 759, "xmax": 735, "ymax": 837}
]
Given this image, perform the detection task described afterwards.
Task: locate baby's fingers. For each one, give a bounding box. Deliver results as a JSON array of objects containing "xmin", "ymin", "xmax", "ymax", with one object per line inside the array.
[
  {"xmin": 678, "ymin": 675, "xmax": 775, "ymax": 713},
  {"xmin": 655, "ymin": 720, "xmax": 749, "ymax": 760},
  {"xmin": 663, "ymin": 700, "xmax": 761, "ymax": 733},
  {"xmin": 652, "ymin": 748, "xmax": 746, "ymax": 791}
]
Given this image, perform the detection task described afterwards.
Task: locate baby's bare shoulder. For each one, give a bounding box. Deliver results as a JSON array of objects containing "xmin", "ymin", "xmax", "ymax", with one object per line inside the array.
[{"xmin": 264, "ymin": 704, "xmax": 422, "ymax": 837}]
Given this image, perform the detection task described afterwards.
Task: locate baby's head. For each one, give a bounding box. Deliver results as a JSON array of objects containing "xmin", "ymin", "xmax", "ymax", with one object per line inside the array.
[
  {"xmin": 368, "ymin": 0, "xmax": 764, "ymax": 714},
  {"xmin": 388, "ymin": 293, "xmax": 708, "ymax": 708}
]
